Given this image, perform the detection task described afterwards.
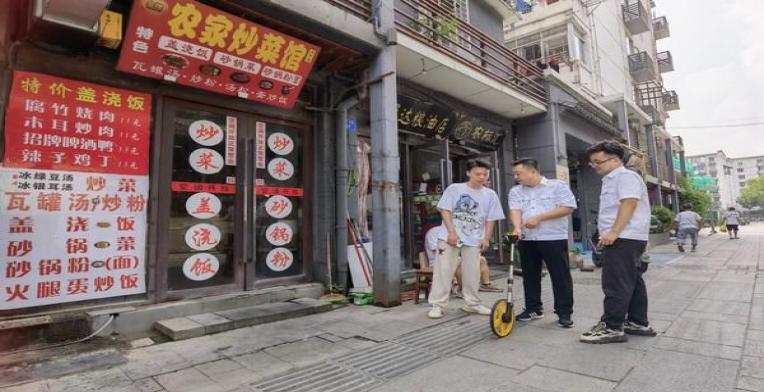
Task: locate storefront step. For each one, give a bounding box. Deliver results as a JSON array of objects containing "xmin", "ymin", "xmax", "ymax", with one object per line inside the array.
[
  {"xmin": 86, "ymin": 283, "xmax": 324, "ymax": 338},
  {"xmin": 154, "ymin": 298, "xmax": 333, "ymax": 341}
]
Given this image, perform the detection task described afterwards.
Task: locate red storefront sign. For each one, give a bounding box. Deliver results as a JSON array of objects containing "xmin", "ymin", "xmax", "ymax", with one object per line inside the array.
[
  {"xmin": 255, "ymin": 187, "xmax": 304, "ymax": 197},
  {"xmin": 171, "ymin": 181, "xmax": 236, "ymax": 194},
  {"xmin": 3, "ymin": 71, "xmax": 151, "ymax": 176},
  {"xmin": 117, "ymin": 0, "xmax": 321, "ymax": 109}
]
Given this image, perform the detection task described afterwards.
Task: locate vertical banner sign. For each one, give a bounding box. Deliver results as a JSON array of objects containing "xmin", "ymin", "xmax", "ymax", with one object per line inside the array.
[
  {"xmin": 255, "ymin": 122, "xmax": 266, "ymax": 169},
  {"xmin": 1, "ymin": 71, "xmax": 151, "ymax": 309},
  {"xmin": 117, "ymin": 0, "xmax": 321, "ymax": 109}
]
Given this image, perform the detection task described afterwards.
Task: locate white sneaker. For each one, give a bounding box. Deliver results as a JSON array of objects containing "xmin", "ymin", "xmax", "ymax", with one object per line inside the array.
[
  {"xmin": 462, "ymin": 304, "xmax": 491, "ymax": 315},
  {"xmin": 428, "ymin": 306, "xmax": 444, "ymax": 319}
]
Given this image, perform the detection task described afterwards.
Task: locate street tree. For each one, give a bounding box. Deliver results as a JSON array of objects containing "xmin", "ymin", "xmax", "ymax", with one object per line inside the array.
[{"xmin": 738, "ymin": 176, "xmax": 764, "ymax": 209}]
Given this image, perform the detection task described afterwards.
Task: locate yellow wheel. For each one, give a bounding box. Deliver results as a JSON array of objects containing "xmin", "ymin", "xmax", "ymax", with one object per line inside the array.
[{"xmin": 490, "ymin": 299, "xmax": 515, "ymax": 338}]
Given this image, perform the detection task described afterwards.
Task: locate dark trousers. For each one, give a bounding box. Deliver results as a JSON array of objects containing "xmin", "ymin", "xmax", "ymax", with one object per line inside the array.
[
  {"xmin": 518, "ymin": 240, "xmax": 574, "ymax": 317},
  {"xmin": 601, "ymin": 239, "xmax": 649, "ymax": 329}
]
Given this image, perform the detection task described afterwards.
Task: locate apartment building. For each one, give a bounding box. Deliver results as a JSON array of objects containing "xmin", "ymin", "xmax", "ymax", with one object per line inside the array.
[
  {"xmin": 688, "ymin": 151, "xmax": 764, "ymax": 208},
  {"xmin": 504, "ymin": 0, "xmax": 681, "ymax": 247}
]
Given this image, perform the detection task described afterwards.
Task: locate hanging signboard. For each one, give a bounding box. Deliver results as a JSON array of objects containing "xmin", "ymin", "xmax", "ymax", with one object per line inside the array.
[
  {"xmin": 397, "ymin": 95, "xmax": 505, "ymax": 149},
  {"xmin": 1, "ymin": 71, "xmax": 150, "ymax": 309},
  {"xmin": 117, "ymin": 0, "xmax": 321, "ymax": 109}
]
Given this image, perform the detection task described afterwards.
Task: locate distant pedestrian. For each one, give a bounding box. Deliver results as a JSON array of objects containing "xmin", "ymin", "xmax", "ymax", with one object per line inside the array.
[
  {"xmin": 427, "ymin": 160, "xmax": 505, "ymax": 319},
  {"xmin": 673, "ymin": 204, "xmax": 702, "ymax": 252},
  {"xmin": 509, "ymin": 158, "xmax": 577, "ymax": 328},
  {"xmin": 580, "ymin": 141, "xmax": 656, "ymax": 344},
  {"xmin": 723, "ymin": 207, "xmax": 740, "ymax": 239}
]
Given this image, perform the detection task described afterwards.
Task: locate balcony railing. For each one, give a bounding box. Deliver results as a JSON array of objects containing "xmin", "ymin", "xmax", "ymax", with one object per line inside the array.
[
  {"xmin": 622, "ymin": 0, "xmax": 650, "ymax": 35},
  {"xmin": 394, "ymin": 0, "xmax": 546, "ymax": 104},
  {"xmin": 628, "ymin": 51, "xmax": 657, "ymax": 83},
  {"xmin": 657, "ymin": 51, "xmax": 674, "ymax": 73},
  {"xmin": 324, "ymin": 0, "xmax": 373, "ymax": 21},
  {"xmin": 663, "ymin": 90, "xmax": 680, "ymax": 111},
  {"xmin": 653, "ymin": 16, "xmax": 670, "ymax": 40}
]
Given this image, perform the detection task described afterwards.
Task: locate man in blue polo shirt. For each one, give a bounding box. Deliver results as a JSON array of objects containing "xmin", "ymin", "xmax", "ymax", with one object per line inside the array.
[
  {"xmin": 509, "ymin": 158, "xmax": 577, "ymax": 328},
  {"xmin": 581, "ymin": 140, "xmax": 656, "ymax": 344}
]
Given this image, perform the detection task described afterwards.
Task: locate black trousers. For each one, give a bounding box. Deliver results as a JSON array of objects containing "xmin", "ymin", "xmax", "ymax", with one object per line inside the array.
[
  {"xmin": 518, "ymin": 240, "xmax": 574, "ymax": 317},
  {"xmin": 600, "ymin": 239, "xmax": 649, "ymax": 329}
]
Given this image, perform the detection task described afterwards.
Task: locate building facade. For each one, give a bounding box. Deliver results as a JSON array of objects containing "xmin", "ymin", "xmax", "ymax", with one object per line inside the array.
[
  {"xmin": 0, "ymin": 0, "xmax": 546, "ymax": 337},
  {"xmin": 687, "ymin": 151, "xmax": 764, "ymax": 209},
  {"xmin": 505, "ymin": 0, "xmax": 683, "ymax": 222}
]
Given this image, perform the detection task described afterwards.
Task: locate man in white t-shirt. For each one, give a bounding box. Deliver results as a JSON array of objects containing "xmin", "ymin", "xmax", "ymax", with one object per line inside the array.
[
  {"xmin": 427, "ymin": 160, "xmax": 505, "ymax": 319},
  {"xmin": 423, "ymin": 227, "xmax": 500, "ymax": 293},
  {"xmin": 724, "ymin": 207, "xmax": 740, "ymax": 239},
  {"xmin": 673, "ymin": 204, "xmax": 702, "ymax": 252}
]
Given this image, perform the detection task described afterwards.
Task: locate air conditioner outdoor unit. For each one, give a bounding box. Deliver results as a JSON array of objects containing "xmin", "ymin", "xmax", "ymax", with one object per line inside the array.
[{"xmin": 29, "ymin": 0, "xmax": 111, "ymax": 49}]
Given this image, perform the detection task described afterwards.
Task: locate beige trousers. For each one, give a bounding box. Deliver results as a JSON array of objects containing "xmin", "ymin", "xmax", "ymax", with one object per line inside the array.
[{"xmin": 428, "ymin": 240, "xmax": 481, "ymax": 308}]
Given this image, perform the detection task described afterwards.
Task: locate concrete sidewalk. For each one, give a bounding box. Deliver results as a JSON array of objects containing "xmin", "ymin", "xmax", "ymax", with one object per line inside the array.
[{"xmin": 2, "ymin": 223, "xmax": 763, "ymax": 392}]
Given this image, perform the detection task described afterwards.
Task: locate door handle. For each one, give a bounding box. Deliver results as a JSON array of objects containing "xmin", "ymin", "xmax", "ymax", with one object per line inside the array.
[{"xmin": 246, "ymin": 138, "xmax": 255, "ymax": 264}]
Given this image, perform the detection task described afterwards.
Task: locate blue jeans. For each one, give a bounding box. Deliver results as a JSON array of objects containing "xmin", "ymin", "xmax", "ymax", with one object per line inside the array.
[{"xmin": 676, "ymin": 227, "xmax": 699, "ymax": 246}]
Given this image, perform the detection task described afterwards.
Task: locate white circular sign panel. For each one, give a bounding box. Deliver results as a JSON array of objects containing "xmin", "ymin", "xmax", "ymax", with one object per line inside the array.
[
  {"xmin": 267, "ymin": 132, "xmax": 294, "ymax": 155},
  {"xmin": 266, "ymin": 248, "xmax": 294, "ymax": 272},
  {"xmin": 182, "ymin": 253, "xmax": 220, "ymax": 281},
  {"xmin": 189, "ymin": 148, "xmax": 224, "ymax": 175},
  {"xmin": 267, "ymin": 157, "xmax": 294, "ymax": 181},
  {"xmin": 189, "ymin": 120, "xmax": 224, "ymax": 146},
  {"xmin": 185, "ymin": 223, "xmax": 221, "ymax": 251},
  {"xmin": 185, "ymin": 192, "xmax": 222, "ymax": 219},
  {"xmin": 265, "ymin": 222, "xmax": 293, "ymax": 246},
  {"xmin": 264, "ymin": 195, "xmax": 293, "ymax": 219}
]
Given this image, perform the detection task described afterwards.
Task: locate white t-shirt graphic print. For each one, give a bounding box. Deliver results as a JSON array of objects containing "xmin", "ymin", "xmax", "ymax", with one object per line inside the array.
[{"xmin": 436, "ymin": 183, "xmax": 505, "ymax": 247}]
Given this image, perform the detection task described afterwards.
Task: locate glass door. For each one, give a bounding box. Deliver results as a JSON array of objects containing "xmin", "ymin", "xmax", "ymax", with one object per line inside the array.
[
  {"xmin": 162, "ymin": 101, "xmax": 244, "ymax": 296},
  {"xmin": 406, "ymin": 142, "xmax": 448, "ymax": 264},
  {"xmin": 159, "ymin": 100, "xmax": 308, "ymax": 299}
]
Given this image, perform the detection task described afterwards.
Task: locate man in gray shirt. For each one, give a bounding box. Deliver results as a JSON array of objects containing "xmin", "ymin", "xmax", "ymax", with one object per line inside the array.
[
  {"xmin": 673, "ymin": 204, "xmax": 702, "ymax": 252},
  {"xmin": 509, "ymin": 158, "xmax": 577, "ymax": 328},
  {"xmin": 581, "ymin": 141, "xmax": 656, "ymax": 344}
]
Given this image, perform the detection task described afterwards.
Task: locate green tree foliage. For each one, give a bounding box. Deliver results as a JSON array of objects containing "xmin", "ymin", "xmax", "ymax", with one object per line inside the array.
[
  {"xmin": 678, "ymin": 176, "xmax": 713, "ymax": 219},
  {"xmin": 738, "ymin": 176, "xmax": 764, "ymax": 209}
]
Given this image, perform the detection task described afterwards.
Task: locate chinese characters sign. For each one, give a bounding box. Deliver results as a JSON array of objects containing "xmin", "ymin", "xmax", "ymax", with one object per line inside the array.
[
  {"xmin": 117, "ymin": 0, "xmax": 321, "ymax": 109},
  {"xmin": 397, "ymin": 95, "xmax": 505, "ymax": 149},
  {"xmin": 0, "ymin": 169, "xmax": 147, "ymax": 309},
  {"xmin": 3, "ymin": 71, "xmax": 151, "ymax": 175}
]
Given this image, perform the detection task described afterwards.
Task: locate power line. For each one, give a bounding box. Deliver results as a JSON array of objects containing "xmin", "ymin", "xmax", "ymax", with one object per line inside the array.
[{"xmin": 670, "ymin": 121, "xmax": 764, "ymax": 130}]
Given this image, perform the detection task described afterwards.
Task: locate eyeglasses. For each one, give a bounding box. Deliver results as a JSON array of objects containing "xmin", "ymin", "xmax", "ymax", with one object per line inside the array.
[{"xmin": 588, "ymin": 157, "xmax": 617, "ymax": 167}]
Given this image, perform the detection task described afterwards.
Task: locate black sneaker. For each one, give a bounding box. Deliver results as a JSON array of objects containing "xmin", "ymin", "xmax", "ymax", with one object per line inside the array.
[
  {"xmin": 677, "ymin": 244, "xmax": 685, "ymax": 252},
  {"xmin": 516, "ymin": 310, "xmax": 544, "ymax": 321},
  {"xmin": 580, "ymin": 322, "xmax": 627, "ymax": 344},
  {"xmin": 558, "ymin": 315, "xmax": 574, "ymax": 328},
  {"xmin": 691, "ymin": 245, "xmax": 697, "ymax": 252},
  {"xmin": 623, "ymin": 320, "xmax": 657, "ymax": 336}
]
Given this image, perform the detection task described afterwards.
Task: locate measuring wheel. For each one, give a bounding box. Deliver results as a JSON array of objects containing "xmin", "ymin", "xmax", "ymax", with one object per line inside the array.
[
  {"xmin": 490, "ymin": 233, "xmax": 519, "ymax": 338},
  {"xmin": 490, "ymin": 299, "xmax": 515, "ymax": 337}
]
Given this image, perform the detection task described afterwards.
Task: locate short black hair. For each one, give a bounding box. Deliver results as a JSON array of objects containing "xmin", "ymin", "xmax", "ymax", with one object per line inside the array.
[
  {"xmin": 586, "ymin": 140, "xmax": 626, "ymax": 162},
  {"xmin": 512, "ymin": 157, "xmax": 539, "ymax": 171},
  {"xmin": 466, "ymin": 159, "xmax": 491, "ymax": 171},
  {"xmin": 728, "ymin": 207, "xmax": 736, "ymax": 211},
  {"xmin": 682, "ymin": 204, "xmax": 693, "ymax": 211}
]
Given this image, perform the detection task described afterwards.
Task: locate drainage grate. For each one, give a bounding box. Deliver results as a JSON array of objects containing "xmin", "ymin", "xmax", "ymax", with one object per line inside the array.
[
  {"xmin": 251, "ymin": 362, "xmax": 381, "ymax": 392},
  {"xmin": 251, "ymin": 316, "xmax": 490, "ymax": 392},
  {"xmin": 393, "ymin": 317, "xmax": 491, "ymax": 357},
  {"xmin": 334, "ymin": 342, "xmax": 439, "ymax": 380}
]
